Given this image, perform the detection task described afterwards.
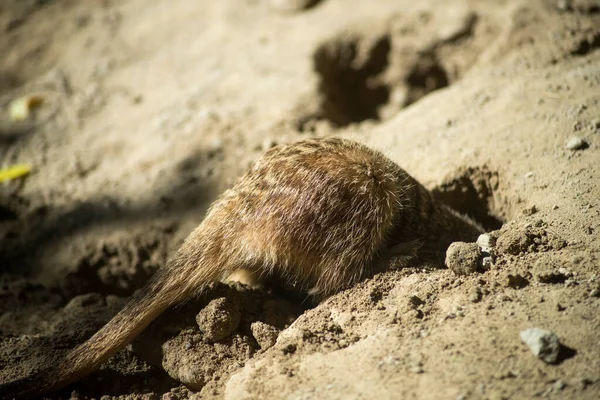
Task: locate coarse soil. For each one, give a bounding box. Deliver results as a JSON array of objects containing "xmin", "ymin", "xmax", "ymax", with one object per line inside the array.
[{"xmin": 0, "ymin": 0, "xmax": 599, "ymax": 399}]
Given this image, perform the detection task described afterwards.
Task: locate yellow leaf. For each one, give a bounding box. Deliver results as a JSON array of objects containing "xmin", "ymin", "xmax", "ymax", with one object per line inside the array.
[{"xmin": 0, "ymin": 164, "xmax": 32, "ymax": 183}]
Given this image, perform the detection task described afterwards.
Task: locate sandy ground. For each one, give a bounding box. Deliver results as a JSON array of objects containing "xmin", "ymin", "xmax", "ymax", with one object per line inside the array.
[{"xmin": 1, "ymin": 0, "xmax": 599, "ymax": 399}]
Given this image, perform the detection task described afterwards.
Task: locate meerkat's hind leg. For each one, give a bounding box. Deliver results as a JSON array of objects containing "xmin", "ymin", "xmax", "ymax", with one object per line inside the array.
[{"xmin": 225, "ymin": 268, "xmax": 265, "ymax": 289}]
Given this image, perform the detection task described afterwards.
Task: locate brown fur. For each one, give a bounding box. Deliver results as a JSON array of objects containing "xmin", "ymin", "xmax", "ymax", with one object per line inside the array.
[{"xmin": 0, "ymin": 137, "xmax": 482, "ymax": 399}]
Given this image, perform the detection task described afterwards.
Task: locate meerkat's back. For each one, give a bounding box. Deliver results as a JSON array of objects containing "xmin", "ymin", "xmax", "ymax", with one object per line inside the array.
[{"xmin": 201, "ymin": 137, "xmax": 409, "ymax": 295}]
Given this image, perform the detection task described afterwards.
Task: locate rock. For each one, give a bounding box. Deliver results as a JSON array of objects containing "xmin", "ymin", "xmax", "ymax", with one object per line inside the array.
[
  {"xmin": 196, "ymin": 297, "xmax": 241, "ymax": 342},
  {"xmin": 476, "ymin": 234, "xmax": 496, "ymax": 253},
  {"xmin": 565, "ymin": 136, "xmax": 588, "ymax": 150},
  {"xmin": 269, "ymin": 0, "xmax": 322, "ymax": 13},
  {"xmin": 445, "ymin": 242, "xmax": 481, "ymax": 275},
  {"xmin": 251, "ymin": 321, "xmax": 280, "ymax": 349},
  {"xmin": 519, "ymin": 328, "xmax": 562, "ymax": 363},
  {"xmin": 476, "ymin": 233, "xmax": 496, "ymax": 269},
  {"xmin": 481, "ymin": 256, "xmax": 494, "ymax": 269},
  {"xmin": 497, "ymin": 229, "xmax": 531, "ymax": 255}
]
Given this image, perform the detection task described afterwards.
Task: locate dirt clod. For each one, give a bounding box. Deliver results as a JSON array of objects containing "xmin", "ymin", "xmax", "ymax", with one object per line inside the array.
[
  {"xmin": 196, "ymin": 297, "xmax": 242, "ymax": 343},
  {"xmin": 468, "ymin": 286, "xmax": 483, "ymax": 303},
  {"xmin": 445, "ymin": 242, "xmax": 481, "ymax": 275},
  {"xmin": 496, "ymin": 223, "xmax": 566, "ymax": 256},
  {"xmin": 162, "ymin": 330, "xmax": 254, "ymax": 390},
  {"xmin": 251, "ymin": 321, "xmax": 280, "ymax": 350}
]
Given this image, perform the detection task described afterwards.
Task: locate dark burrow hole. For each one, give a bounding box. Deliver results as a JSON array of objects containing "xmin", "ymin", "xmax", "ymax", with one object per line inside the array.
[
  {"xmin": 307, "ymin": 35, "xmax": 451, "ymax": 128},
  {"xmin": 311, "ymin": 34, "xmax": 392, "ymax": 127},
  {"xmin": 402, "ymin": 51, "xmax": 449, "ymax": 107},
  {"xmin": 431, "ymin": 166, "xmax": 504, "ymax": 232},
  {"xmin": 571, "ymin": 31, "xmax": 600, "ymax": 56}
]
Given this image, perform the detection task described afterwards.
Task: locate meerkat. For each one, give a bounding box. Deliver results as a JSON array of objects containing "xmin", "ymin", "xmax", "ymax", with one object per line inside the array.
[{"xmin": 0, "ymin": 137, "xmax": 483, "ymax": 399}]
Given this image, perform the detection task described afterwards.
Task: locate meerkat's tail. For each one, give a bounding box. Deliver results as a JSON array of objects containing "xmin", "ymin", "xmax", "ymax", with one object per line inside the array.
[{"xmin": 0, "ymin": 268, "xmax": 190, "ymax": 400}]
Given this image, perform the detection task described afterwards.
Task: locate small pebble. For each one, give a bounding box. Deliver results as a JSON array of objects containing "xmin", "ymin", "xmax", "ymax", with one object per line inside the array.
[
  {"xmin": 591, "ymin": 118, "xmax": 600, "ymax": 131},
  {"xmin": 481, "ymin": 256, "xmax": 494, "ymax": 269},
  {"xmin": 589, "ymin": 287, "xmax": 600, "ymax": 298},
  {"xmin": 552, "ymin": 380, "xmax": 566, "ymax": 392},
  {"xmin": 269, "ymin": 0, "xmax": 321, "ymax": 12},
  {"xmin": 411, "ymin": 365, "xmax": 424, "ymax": 374},
  {"xmin": 519, "ymin": 328, "xmax": 562, "ymax": 364},
  {"xmin": 477, "ymin": 233, "xmax": 496, "ymax": 269},
  {"xmin": 565, "ymin": 136, "xmax": 588, "ymax": 150}
]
